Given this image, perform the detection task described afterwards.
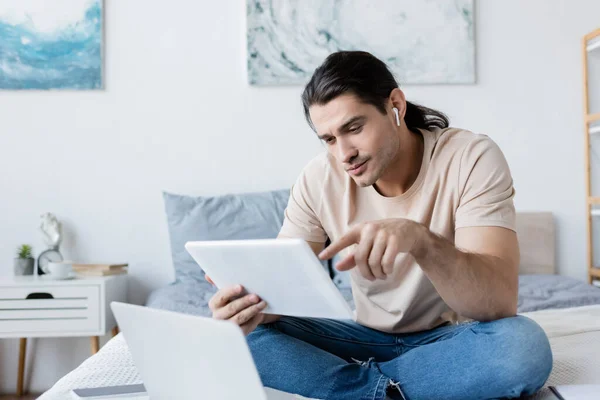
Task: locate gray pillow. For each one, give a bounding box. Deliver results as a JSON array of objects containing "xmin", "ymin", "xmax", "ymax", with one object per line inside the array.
[{"xmin": 163, "ymin": 189, "xmax": 291, "ymax": 283}]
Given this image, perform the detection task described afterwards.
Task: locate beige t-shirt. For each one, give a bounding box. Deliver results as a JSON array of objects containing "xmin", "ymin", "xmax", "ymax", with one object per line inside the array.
[{"xmin": 279, "ymin": 127, "xmax": 516, "ymax": 334}]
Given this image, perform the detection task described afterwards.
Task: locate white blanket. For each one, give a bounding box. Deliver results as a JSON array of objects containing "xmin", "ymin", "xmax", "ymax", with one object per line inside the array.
[{"xmin": 39, "ymin": 305, "xmax": 600, "ymax": 400}]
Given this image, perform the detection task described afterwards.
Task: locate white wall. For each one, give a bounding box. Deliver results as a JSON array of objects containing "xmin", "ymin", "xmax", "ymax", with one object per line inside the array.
[{"xmin": 1, "ymin": 0, "xmax": 599, "ymax": 394}]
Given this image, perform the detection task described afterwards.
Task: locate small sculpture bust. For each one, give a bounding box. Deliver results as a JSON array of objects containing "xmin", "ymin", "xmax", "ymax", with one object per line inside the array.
[{"xmin": 39, "ymin": 212, "xmax": 62, "ymax": 250}]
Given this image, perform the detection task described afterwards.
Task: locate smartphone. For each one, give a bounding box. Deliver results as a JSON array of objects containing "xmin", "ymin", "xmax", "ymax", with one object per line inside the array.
[{"xmin": 71, "ymin": 383, "xmax": 147, "ymax": 399}]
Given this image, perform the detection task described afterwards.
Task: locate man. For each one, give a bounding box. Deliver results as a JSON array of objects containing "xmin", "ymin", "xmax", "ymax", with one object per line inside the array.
[{"xmin": 207, "ymin": 51, "xmax": 552, "ymax": 400}]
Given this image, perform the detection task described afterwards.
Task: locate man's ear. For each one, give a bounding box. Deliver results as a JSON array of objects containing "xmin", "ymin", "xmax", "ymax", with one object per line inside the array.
[{"xmin": 388, "ymin": 88, "xmax": 407, "ymax": 121}]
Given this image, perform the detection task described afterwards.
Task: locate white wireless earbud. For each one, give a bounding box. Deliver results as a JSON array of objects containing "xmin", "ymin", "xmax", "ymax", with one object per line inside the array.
[{"xmin": 393, "ymin": 107, "xmax": 400, "ymax": 127}]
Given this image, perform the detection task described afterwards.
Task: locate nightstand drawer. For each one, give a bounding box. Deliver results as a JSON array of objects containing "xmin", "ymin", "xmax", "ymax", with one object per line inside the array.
[{"xmin": 0, "ymin": 285, "xmax": 101, "ymax": 335}]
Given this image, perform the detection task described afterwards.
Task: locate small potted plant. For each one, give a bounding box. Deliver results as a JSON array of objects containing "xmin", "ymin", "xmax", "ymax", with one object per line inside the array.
[{"xmin": 14, "ymin": 244, "xmax": 35, "ymax": 276}]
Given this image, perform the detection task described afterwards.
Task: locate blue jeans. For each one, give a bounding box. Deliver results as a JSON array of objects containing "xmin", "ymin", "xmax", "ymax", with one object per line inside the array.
[{"xmin": 247, "ymin": 315, "xmax": 552, "ymax": 400}]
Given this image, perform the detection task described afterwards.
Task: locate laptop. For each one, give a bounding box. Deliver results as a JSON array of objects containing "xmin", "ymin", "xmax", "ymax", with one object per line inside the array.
[{"xmin": 109, "ymin": 302, "xmax": 304, "ymax": 400}]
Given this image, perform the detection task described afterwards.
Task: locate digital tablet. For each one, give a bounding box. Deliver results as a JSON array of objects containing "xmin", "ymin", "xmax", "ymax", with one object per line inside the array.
[{"xmin": 184, "ymin": 238, "xmax": 354, "ymax": 320}]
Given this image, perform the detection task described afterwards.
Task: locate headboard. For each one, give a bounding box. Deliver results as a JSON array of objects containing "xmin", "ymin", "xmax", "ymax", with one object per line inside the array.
[{"xmin": 515, "ymin": 212, "xmax": 555, "ymax": 275}]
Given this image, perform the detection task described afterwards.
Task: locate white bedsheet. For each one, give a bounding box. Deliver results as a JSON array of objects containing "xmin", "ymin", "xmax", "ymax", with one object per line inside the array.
[
  {"xmin": 39, "ymin": 305, "xmax": 600, "ymax": 400},
  {"xmin": 521, "ymin": 304, "xmax": 600, "ymax": 396}
]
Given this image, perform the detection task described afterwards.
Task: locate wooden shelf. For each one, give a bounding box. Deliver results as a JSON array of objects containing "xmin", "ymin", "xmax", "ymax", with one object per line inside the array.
[
  {"xmin": 585, "ymin": 28, "xmax": 600, "ymax": 41},
  {"xmin": 587, "ymin": 113, "xmax": 600, "ymax": 123},
  {"xmin": 584, "ymin": 28, "xmax": 600, "ymax": 286},
  {"xmin": 590, "ymin": 268, "xmax": 600, "ymax": 279}
]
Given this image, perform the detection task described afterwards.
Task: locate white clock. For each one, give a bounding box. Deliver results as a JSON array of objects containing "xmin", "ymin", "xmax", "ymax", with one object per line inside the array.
[{"xmin": 37, "ymin": 248, "xmax": 63, "ymax": 274}]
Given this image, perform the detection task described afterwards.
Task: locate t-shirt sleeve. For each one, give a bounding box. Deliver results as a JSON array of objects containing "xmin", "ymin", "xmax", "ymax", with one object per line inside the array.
[
  {"xmin": 279, "ymin": 166, "xmax": 328, "ymax": 243},
  {"xmin": 455, "ymin": 136, "xmax": 516, "ymax": 231}
]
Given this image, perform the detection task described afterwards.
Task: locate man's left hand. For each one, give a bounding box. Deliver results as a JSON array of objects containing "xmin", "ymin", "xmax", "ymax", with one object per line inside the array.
[{"xmin": 318, "ymin": 218, "xmax": 425, "ymax": 281}]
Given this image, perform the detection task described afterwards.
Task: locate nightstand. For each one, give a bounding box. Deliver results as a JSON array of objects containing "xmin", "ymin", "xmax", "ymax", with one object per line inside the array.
[{"xmin": 0, "ymin": 274, "xmax": 128, "ymax": 396}]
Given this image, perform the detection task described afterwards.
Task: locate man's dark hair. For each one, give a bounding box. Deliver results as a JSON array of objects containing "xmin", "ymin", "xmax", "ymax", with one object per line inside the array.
[{"xmin": 301, "ymin": 51, "xmax": 449, "ymax": 132}]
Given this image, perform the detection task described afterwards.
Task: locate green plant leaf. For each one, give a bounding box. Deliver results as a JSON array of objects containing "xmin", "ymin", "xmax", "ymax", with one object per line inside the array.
[{"xmin": 16, "ymin": 244, "xmax": 34, "ymax": 259}]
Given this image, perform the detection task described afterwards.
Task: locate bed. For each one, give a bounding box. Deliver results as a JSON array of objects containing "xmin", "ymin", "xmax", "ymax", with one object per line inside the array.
[{"xmin": 38, "ymin": 193, "xmax": 600, "ymax": 399}]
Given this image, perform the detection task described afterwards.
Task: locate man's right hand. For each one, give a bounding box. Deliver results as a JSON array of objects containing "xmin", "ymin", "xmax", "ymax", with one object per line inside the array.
[{"xmin": 207, "ymin": 279, "xmax": 268, "ymax": 335}]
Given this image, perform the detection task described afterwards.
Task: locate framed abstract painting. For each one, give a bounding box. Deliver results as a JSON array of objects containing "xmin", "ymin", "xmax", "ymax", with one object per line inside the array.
[
  {"xmin": 0, "ymin": 0, "xmax": 103, "ymax": 90},
  {"xmin": 247, "ymin": 0, "xmax": 475, "ymax": 86}
]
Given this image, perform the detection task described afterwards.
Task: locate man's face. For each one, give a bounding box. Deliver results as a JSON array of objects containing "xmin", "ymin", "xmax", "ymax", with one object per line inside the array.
[{"xmin": 309, "ymin": 94, "xmax": 399, "ymax": 187}]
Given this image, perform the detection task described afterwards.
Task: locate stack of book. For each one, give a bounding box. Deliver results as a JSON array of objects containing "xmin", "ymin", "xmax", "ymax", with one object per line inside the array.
[{"xmin": 72, "ymin": 262, "xmax": 128, "ymax": 277}]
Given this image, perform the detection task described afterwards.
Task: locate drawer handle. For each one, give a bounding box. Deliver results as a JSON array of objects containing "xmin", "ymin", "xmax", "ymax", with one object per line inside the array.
[{"xmin": 26, "ymin": 292, "xmax": 54, "ymax": 300}]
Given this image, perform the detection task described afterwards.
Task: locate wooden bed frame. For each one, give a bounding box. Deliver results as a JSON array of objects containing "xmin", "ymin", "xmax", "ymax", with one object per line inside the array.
[{"xmin": 516, "ymin": 212, "xmax": 555, "ymax": 275}]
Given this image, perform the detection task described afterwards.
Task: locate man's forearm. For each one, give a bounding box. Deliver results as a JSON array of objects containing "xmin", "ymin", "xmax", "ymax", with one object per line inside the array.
[{"xmin": 410, "ymin": 225, "xmax": 518, "ymax": 321}]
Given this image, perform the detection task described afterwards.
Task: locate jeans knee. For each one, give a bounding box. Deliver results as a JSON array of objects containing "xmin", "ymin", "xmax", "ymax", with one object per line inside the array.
[
  {"xmin": 246, "ymin": 324, "xmax": 272, "ymax": 351},
  {"xmin": 488, "ymin": 316, "xmax": 553, "ymax": 395}
]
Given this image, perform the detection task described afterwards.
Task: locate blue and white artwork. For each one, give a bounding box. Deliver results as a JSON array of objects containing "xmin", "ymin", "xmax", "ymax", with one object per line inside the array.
[
  {"xmin": 247, "ymin": 0, "xmax": 475, "ymax": 85},
  {"xmin": 0, "ymin": 0, "xmax": 102, "ymax": 90}
]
